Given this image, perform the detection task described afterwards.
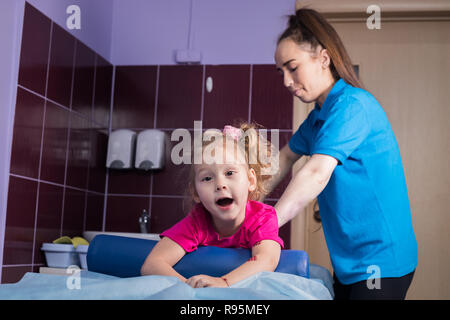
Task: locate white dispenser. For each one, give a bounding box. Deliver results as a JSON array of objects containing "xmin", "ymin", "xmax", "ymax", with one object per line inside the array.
[
  {"xmin": 106, "ymin": 129, "xmax": 136, "ymax": 169},
  {"xmin": 135, "ymin": 129, "xmax": 165, "ymax": 170}
]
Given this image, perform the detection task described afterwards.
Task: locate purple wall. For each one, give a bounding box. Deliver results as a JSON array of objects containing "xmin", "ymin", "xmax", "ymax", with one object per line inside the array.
[
  {"xmin": 0, "ymin": 0, "xmax": 25, "ymax": 284},
  {"xmin": 18, "ymin": 0, "xmax": 296, "ymax": 65},
  {"xmin": 111, "ymin": 0, "xmax": 296, "ymax": 65}
]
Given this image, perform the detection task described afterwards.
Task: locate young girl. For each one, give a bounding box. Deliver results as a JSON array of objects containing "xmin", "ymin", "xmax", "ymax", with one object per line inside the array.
[{"xmin": 140, "ymin": 123, "xmax": 284, "ymax": 288}]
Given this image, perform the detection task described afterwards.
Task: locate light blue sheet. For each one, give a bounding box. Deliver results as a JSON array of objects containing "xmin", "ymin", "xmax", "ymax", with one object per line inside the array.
[
  {"xmin": 309, "ymin": 263, "xmax": 334, "ymax": 298},
  {"xmin": 0, "ymin": 271, "xmax": 332, "ymax": 300}
]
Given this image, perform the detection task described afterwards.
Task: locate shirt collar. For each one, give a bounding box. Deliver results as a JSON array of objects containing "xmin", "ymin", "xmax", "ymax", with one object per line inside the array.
[{"xmin": 314, "ymin": 78, "xmax": 347, "ymax": 122}]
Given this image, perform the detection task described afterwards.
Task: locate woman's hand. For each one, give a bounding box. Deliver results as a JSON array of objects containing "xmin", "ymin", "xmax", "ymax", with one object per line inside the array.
[{"xmin": 185, "ymin": 275, "xmax": 228, "ymax": 288}]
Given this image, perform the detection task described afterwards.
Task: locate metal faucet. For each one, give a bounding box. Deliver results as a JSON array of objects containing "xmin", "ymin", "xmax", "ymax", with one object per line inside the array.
[{"xmin": 139, "ymin": 209, "xmax": 150, "ymax": 233}]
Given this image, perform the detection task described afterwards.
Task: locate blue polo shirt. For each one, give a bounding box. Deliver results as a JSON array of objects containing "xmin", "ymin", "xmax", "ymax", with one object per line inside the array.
[{"xmin": 289, "ymin": 78, "xmax": 417, "ymax": 284}]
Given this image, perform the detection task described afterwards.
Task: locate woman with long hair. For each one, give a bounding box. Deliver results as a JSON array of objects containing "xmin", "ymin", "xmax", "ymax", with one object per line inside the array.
[{"xmin": 268, "ymin": 8, "xmax": 417, "ymax": 300}]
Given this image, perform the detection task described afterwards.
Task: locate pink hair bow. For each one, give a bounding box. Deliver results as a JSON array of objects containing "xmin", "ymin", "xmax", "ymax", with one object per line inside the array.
[{"xmin": 223, "ymin": 125, "xmax": 242, "ymax": 141}]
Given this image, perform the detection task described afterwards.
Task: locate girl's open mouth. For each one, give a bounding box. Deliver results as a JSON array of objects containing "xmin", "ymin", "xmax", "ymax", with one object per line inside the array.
[{"xmin": 216, "ymin": 197, "xmax": 234, "ymax": 209}]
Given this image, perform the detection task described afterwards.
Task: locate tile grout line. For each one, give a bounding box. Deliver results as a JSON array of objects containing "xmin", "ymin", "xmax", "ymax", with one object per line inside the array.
[
  {"xmin": 31, "ymin": 20, "xmax": 54, "ymax": 269},
  {"xmin": 149, "ymin": 65, "xmax": 160, "ymax": 222},
  {"xmin": 62, "ymin": 126, "xmax": 293, "ymax": 132},
  {"xmin": 84, "ymin": 54, "xmax": 99, "ymax": 233},
  {"xmin": 200, "ymin": 64, "xmax": 205, "ymax": 123},
  {"xmin": 3, "ymin": 263, "xmax": 45, "ymax": 268},
  {"xmin": 9, "ymin": 173, "xmax": 103, "ymax": 195},
  {"xmin": 59, "ymin": 38, "xmax": 77, "ymax": 238},
  {"xmin": 153, "ymin": 65, "xmax": 159, "ymax": 129},
  {"xmin": 248, "ymin": 64, "xmax": 253, "ymax": 123},
  {"xmin": 107, "ymin": 193, "xmax": 183, "ymax": 198},
  {"xmin": 102, "ymin": 65, "xmax": 116, "ymax": 232},
  {"xmin": 17, "ymin": 84, "xmax": 107, "ymax": 129}
]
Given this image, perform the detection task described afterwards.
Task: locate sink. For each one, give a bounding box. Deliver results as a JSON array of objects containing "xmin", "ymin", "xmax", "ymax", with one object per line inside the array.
[{"xmin": 83, "ymin": 231, "xmax": 161, "ymax": 243}]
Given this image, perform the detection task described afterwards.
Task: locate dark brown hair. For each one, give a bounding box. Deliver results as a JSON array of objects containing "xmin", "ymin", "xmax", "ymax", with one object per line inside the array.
[{"xmin": 278, "ymin": 8, "xmax": 364, "ymax": 89}]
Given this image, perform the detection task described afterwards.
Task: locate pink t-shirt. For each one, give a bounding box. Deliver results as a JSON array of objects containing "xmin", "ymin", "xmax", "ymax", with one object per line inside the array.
[{"xmin": 160, "ymin": 200, "xmax": 284, "ymax": 252}]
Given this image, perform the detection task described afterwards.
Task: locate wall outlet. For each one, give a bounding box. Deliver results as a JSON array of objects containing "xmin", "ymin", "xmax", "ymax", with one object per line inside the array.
[{"xmin": 175, "ymin": 49, "xmax": 202, "ymax": 64}]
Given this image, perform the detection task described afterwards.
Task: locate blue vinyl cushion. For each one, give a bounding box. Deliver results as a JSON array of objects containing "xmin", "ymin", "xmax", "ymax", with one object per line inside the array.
[{"xmin": 87, "ymin": 235, "xmax": 309, "ymax": 279}]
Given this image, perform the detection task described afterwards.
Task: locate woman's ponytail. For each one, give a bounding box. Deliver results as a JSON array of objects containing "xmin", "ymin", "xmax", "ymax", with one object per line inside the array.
[{"xmin": 278, "ymin": 8, "xmax": 364, "ymax": 89}]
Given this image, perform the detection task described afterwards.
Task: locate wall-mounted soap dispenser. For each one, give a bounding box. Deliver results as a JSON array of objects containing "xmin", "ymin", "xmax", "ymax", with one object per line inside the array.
[
  {"xmin": 106, "ymin": 129, "xmax": 136, "ymax": 169},
  {"xmin": 135, "ymin": 129, "xmax": 165, "ymax": 170}
]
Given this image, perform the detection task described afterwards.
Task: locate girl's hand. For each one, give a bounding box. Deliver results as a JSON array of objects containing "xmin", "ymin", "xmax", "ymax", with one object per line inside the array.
[{"xmin": 185, "ymin": 274, "xmax": 228, "ymax": 288}]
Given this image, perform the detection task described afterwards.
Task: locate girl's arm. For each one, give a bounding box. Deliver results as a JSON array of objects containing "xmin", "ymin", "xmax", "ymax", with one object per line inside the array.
[
  {"xmin": 223, "ymin": 240, "xmax": 281, "ymax": 285},
  {"xmin": 140, "ymin": 237, "xmax": 187, "ymax": 282},
  {"xmin": 185, "ymin": 240, "xmax": 281, "ymax": 288}
]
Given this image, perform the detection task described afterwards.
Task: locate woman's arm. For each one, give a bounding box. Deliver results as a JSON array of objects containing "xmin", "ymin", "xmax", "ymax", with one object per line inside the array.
[
  {"xmin": 259, "ymin": 144, "xmax": 302, "ymax": 202},
  {"xmin": 185, "ymin": 240, "xmax": 281, "ymax": 288},
  {"xmin": 276, "ymin": 153, "xmax": 338, "ymax": 227},
  {"xmin": 140, "ymin": 237, "xmax": 187, "ymax": 282}
]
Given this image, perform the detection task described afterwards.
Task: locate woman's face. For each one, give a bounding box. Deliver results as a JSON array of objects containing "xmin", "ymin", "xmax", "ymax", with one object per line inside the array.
[{"xmin": 274, "ymin": 38, "xmax": 331, "ymax": 104}]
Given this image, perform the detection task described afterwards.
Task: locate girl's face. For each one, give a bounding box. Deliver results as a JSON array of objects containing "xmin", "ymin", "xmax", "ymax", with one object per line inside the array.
[
  {"xmin": 274, "ymin": 38, "xmax": 332, "ymax": 105},
  {"xmin": 193, "ymin": 141, "xmax": 257, "ymax": 232}
]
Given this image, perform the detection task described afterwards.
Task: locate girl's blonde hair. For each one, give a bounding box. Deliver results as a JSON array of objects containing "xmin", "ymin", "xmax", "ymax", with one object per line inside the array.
[{"xmin": 183, "ymin": 121, "xmax": 278, "ymax": 213}]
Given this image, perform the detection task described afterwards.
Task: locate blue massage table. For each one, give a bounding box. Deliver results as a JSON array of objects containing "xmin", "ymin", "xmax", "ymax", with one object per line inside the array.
[
  {"xmin": 0, "ymin": 235, "xmax": 334, "ymax": 299},
  {"xmin": 87, "ymin": 234, "xmax": 310, "ymax": 279}
]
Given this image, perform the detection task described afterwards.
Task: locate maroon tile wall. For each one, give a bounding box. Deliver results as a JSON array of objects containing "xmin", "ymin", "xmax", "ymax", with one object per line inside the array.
[
  {"xmin": 1, "ymin": 3, "xmax": 111, "ymax": 283},
  {"xmin": 112, "ymin": 66, "xmax": 158, "ymax": 129},
  {"xmin": 156, "ymin": 66, "xmax": 203, "ymax": 129},
  {"xmin": 33, "ymin": 182, "xmax": 64, "ymax": 266},
  {"xmin": 46, "ymin": 23, "xmax": 75, "ymax": 108},
  {"xmin": 17, "ymin": 2, "xmax": 51, "ymax": 96},
  {"xmin": 203, "ymin": 65, "xmax": 250, "ymax": 129},
  {"xmin": 9, "ymin": 88, "xmax": 45, "ymax": 179},
  {"xmin": 251, "ymin": 64, "xmax": 293, "ymax": 130},
  {"xmin": 2, "ymin": 1, "xmax": 296, "ymax": 284},
  {"xmin": 2, "ymin": 177, "xmax": 38, "ymax": 266},
  {"xmin": 106, "ymin": 64, "xmax": 293, "ymax": 249}
]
